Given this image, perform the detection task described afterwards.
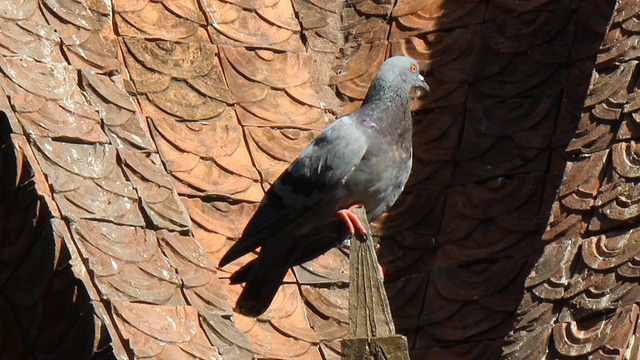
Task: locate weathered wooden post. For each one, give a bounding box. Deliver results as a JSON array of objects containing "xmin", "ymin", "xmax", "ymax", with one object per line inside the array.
[{"xmin": 341, "ymin": 206, "xmax": 410, "ymax": 359}]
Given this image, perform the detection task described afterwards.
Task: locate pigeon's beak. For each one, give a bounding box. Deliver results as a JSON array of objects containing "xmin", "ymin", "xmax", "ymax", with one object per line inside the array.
[
  {"xmin": 411, "ymin": 74, "xmax": 430, "ymax": 99},
  {"xmin": 418, "ymin": 74, "xmax": 429, "ymax": 91}
]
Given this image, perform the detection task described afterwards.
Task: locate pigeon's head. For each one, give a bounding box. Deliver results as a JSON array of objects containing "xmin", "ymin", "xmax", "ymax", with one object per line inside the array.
[{"xmin": 377, "ymin": 56, "xmax": 430, "ymax": 98}]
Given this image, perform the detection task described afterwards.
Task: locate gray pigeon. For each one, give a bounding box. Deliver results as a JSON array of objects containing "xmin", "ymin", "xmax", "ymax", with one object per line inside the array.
[{"xmin": 219, "ymin": 56, "xmax": 429, "ymax": 316}]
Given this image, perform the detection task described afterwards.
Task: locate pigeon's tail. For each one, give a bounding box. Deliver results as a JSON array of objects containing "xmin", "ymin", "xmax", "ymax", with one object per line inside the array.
[{"xmin": 234, "ymin": 261, "xmax": 289, "ymax": 317}]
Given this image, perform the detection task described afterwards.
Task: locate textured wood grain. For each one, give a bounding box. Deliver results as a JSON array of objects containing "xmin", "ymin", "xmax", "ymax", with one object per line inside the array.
[{"xmin": 342, "ymin": 206, "xmax": 410, "ymax": 359}]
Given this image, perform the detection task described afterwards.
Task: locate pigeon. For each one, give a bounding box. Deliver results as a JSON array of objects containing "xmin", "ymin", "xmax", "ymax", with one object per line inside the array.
[{"xmin": 219, "ymin": 56, "xmax": 429, "ymax": 317}]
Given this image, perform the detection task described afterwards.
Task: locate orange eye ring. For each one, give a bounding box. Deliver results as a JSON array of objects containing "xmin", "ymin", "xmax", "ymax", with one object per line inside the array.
[{"xmin": 410, "ymin": 64, "xmax": 417, "ymax": 72}]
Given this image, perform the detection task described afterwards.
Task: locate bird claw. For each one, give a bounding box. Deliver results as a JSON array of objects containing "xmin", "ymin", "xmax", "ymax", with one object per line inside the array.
[
  {"xmin": 337, "ymin": 206, "xmax": 384, "ymax": 278},
  {"xmin": 337, "ymin": 205, "xmax": 367, "ymax": 235}
]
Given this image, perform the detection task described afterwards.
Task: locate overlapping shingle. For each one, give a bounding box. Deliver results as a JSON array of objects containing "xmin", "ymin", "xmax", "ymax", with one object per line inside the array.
[
  {"xmin": 505, "ymin": 0, "xmax": 640, "ymax": 358},
  {"xmin": 114, "ymin": 0, "xmax": 208, "ymax": 42},
  {"xmin": 113, "ymin": 300, "xmax": 221, "ymax": 359},
  {"xmin": 0, "ymin": 59, "xmax": 108, "ymax": 143},
  {"xmin": 201, "ymin": 0, "xmax": 303, "ymax": 52}
]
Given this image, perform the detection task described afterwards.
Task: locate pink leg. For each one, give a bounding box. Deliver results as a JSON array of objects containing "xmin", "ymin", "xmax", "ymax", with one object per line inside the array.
[
  {"xmin": 337, "ymin": 204, "xmax": 367, "ymax": 235},
  {"xmin": 338, "ymin": 205, "xmax": 384, "ymax": 278}
]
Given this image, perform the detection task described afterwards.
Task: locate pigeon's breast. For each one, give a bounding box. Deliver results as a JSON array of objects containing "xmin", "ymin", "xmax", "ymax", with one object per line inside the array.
[{"xmin": 340, "ymin": 130, "xmax": 412, "ymax": 221}]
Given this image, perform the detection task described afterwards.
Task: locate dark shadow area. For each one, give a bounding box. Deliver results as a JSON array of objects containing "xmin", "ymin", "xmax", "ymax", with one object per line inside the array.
[
  {"xmin": 0, "ymin": 112, "xmax": 115, "ymax": 359},
  {"xmin": 377, "ymin": 1, "xmax": 618, "ymax": 358}
]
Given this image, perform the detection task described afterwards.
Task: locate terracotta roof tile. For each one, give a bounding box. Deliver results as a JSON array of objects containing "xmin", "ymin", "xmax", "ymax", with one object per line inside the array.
[
  {"xmin": 219, "ymin": 56, "xmax": 269, "ymax": 104},
  {"xmin": 455, "ymin": 174, "xmax": 542, "ymax": 218},
  {"xmin": 254, "ymin": 0, "xmax": 301, "ymax": 31},
  {"xmin": 383, "ymin": 272, "xmax": 429, "ymax": 329},
  {"xmin": 542, "ymin": 154, "xmax": 607, "ymax": 242},
  {"xmin": 231, "ymin": 284, "xmax": 318, "ymax": 358},
  {"xmin": 439, "ymin": 222, "xmax": 528, "ymax": 263},
  {"xmin": 0, "ymin": 57, "xmax": 70, "ymax": 98},
  {"xmin": 318, "ymin": 342, "xmax": 342, "ymax": 360},
  {"xmin": 1, "ymin": 137, "xmax": 127, "ymax": 358},
  {"xmin": 220, "ymin": 46, "xmax": 334, "ymax": 128},
  {"xmin": 552, "ymin": 304, "xmax": 638, "ymax": 357},
  {"xmin": 301, "ymin": 286, "xmax": 349, "ymax": 325},
  {"xmin": 32, "ymin": 138, "xmax": 146, "ymax": 225},
  {"xmin": 41, "ymin": 0, "xmax": 120, "ymax": 73},
  {"xmin": 113, "ymin": 300, "xmax": 221, "ymax": 359},
  {"xmin": 244, "ymin": 126, "xmax": 319, "ymax": 186},
  {"xmin": 393, "ymin": 27, "xmax": 479, "ymax": 82},
  {"xmin": 417, "ymin": 340, "xmax": 503, "ymax": 360},
  {"xmin": 349, "ymin": 0, "xmax": 393, "ymax": 17},
  {"xmin": 200, "ymin": 312, "xmax": 254, "ymax": 359},
  {"xmin": 0, "ymin": 56, "xmax": 115, "ymax": 144},
  {"xmin": 202, "ymin": 0, "xmax": 303, "ymax": 52},
  {"xmin": 119, "ymin": 147, "xmax": 192, "ymax": 231},
  {"xmin": 41, "ymin": 0, "xmax": 99, "ymax": 30},
  {"xmin": 236, "ymin": 91, "xmax": 327, "ymax": 128},
  {"xmin": 114, "ymin": 0, "xmax": 208, "ymax": 42},
  {"xmin": 120, "ymin": 37, "xmax": 234, "ymax": 117},
  {"xmin": 375, "ymin": 192, "xmax": 443, "ymax": 246},
  {"xmin": 291, "ymin": 0, "xmax": 342, "ymax": 53},
  {"xmin": 331, "ymin": 42, "xmax": 386, "ymax": 103},
  {"xmin": 588, "ymin": 147, "xmax": 640, "ymax": 232},
  {"xmin": 567, "ymin": 61, "xmax": 635, "ymax": 155},
  {"xmin": 70, "ymin": 220, "xmax": 182, "ymax": 303},
  {"xmin": 376, "ymin": 237, "xmax": 434, "ymax": 281},
  {"xmin": 0, "ymin": 19, "xmax": 65, "ymax": 63},
  {"xmin": 150, "ymin": 113, "xmax": 263, "ymax": 202},
  {"xmin": 391, "ymin": 0, "xmax": 486, "ymax": 37},
  {"xmin": 294, "ymin": 247, "xmax": 349, "ymax": 284},
  {"xmin": 0, "ymin": 0, "xmax": 38, "ymax": 19},
  {"xmin": 157, "ymin": 230, "xmax": 234, "ymax": 315},
  {"xmin": 183, "ymin": 198, "xmax": 256, "ymax": 240},
  {"xmin": 80, "ymin": 70, "xmax": 137, "ymax": 113}
]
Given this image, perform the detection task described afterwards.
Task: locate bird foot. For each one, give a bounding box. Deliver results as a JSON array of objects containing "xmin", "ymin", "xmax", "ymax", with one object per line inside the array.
[{"xmin": 337, "ymin": 204, "xmax": 367, "ymax": 235}]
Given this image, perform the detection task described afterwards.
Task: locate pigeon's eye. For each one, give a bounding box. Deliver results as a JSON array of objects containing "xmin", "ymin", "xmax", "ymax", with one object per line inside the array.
[{"xmin": 410, "ymin": 64, "xmax": 417, "ymax": 72}]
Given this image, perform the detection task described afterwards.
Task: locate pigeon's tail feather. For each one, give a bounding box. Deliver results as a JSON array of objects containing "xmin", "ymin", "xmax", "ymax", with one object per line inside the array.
[
  {"xmin": 228, "ymin": 259, "xmax": 255, "ymax": 285},
  {"xmin": 235, "ymin": 264, "xmax": 289, "ymax": 317}
]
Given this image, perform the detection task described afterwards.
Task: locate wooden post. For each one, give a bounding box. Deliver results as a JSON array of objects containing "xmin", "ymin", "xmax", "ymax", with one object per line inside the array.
[{"xmin": 341, "ymin": 206, "xmax": 410, "ymax": 360}]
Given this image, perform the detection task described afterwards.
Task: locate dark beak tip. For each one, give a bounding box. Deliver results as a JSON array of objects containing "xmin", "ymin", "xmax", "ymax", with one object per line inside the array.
[{"xmin": 413, "ymin": 82, "xmax": 430, "ymax": 98}]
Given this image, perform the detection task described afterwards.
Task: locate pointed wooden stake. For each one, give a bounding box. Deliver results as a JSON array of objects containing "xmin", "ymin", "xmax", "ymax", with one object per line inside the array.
[{"xmin": 341, "ymin": 206, "xmax": 410, "ymax": 360}]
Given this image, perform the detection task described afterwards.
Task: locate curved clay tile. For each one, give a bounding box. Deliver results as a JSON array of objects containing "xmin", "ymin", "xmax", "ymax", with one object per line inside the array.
[
  {"xmin": 42, "ymin": 0, "xmax": 120, "ymax": 73},
  {"xmin": 293, "ymin": 0, "xmax": 342, "ymax": 53},
  {"xmin": 151, "ymin": 115, "xmax": 263, "ymax": 201},
  {"xmin": 202, "ymin": 0, "xmax": 303, "ymax": 51},
  {"xmin": 244, "ymin": 126, "xmax": 319, "ymax": 186},
  {"xmin": 505, "ymin": 1, "xmax": 640, "ymax": 358},
  {"xmin": 0, "ymin": 19, "xmax": 65, "ymax": 63},
  {"xmin": 294, "ymin": 247, "xmax": 350, "ymax": 284},
  {"xmin": 33, "ymin": 138, "xmax": 146, "ymax": 225},
  {"xmin": 113, "ymin": 300, "xmax": 222, "ymax": 359},
  {"xmin": 114, "ymin": 0, "xmax": 208, "ymax": 42},
  {"xmin": 332, "ymin": 42, "xmax": 386, "ymax": 105},
  {"xmin": 221, "ymin": 46, "xmax": 308, "ymax": 87},
  {"xmin": 391, "ymin": 0, "xmax": 486, "ymax": 36}
]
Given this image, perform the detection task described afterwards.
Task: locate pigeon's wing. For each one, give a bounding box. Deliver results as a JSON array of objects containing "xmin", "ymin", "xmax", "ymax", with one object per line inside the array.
[{"xmin": 219, "ymin": 117, "xmax": 368, "ymax": 267}]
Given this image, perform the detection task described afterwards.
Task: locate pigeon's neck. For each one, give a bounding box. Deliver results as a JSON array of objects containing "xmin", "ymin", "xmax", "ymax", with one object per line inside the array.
[
  {"xmin": 363, "ymin": 77, "xmax": 410, "ymax": 106},
  {"xmin": 360, "ymin": 78, "xmax": 412, "ymax": 133}
]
